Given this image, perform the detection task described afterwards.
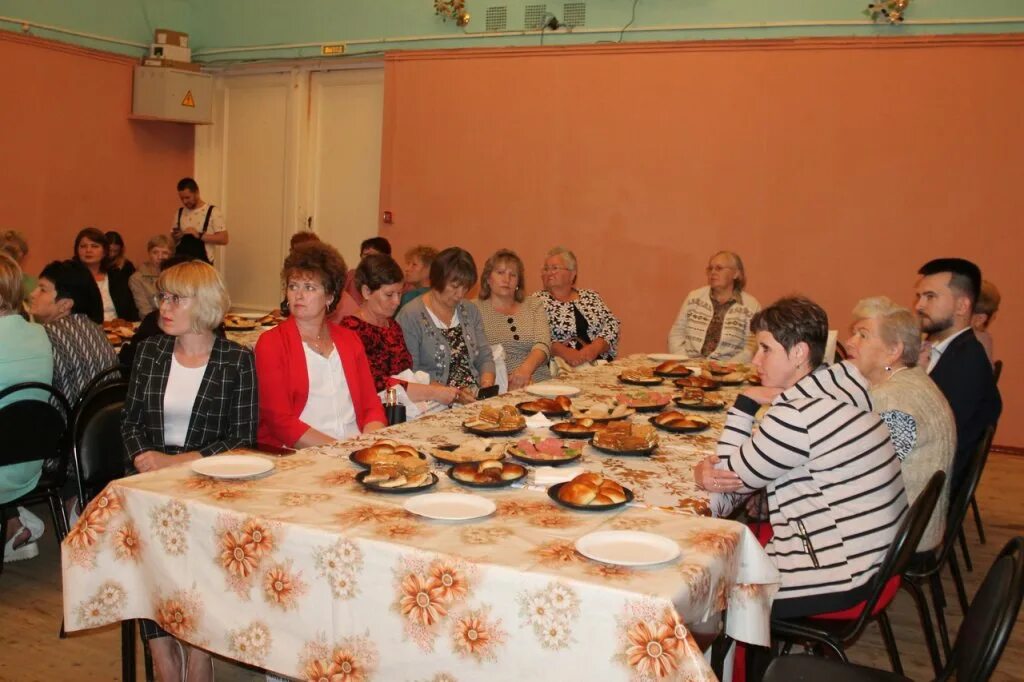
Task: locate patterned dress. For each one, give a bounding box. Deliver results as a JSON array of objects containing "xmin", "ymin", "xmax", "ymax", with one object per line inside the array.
[
  {"xmin": 533, "ymin": 289, "xmax": 620, "ymax": 360},
  {"xmin": 44, "ymin": 313, "xmax": 118, "ymax": 405},
  {"xmin": 339, "ymin": 316, "xmax": 413, "ymax": 393},
  {"xmin": 476, "ymin": 297, "xmax": 552, "ymax": 382}
]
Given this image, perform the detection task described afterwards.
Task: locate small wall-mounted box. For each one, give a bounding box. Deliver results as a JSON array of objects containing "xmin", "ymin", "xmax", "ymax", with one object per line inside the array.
[
  {"xmin": 132, "ymin": 66, "xmax": 212, "ymax": 124},
  {"xmin": 150, "ymin": 43, "xmax": 192, "ymax": 63},
  {"xmin": 154, "ymin": 28, "xmax": 189, "ymax": 48}
]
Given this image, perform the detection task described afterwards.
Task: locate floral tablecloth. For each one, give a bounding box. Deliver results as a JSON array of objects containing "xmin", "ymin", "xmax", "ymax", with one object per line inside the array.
[{"xmin": 62, "ymin": 356, "xmax": 779, "ymax": 681}]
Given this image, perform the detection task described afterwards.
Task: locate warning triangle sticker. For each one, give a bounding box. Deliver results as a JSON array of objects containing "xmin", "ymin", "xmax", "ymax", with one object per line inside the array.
[{"xmin": 181, "ymin": 90, "xmax": 195, "ymax": 107}]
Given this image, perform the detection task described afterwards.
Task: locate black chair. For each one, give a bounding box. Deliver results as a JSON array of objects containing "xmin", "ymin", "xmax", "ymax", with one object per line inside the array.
[
  {"xmin": 965, "ymin": 359, "xmax": 1001, "ymax": 554},
  {"xmin": 0, "ymin": 382, "xmax": 72, "ymax": 571},
  {"xmin": 762, "ymin": 535, "xmax": 1024, "ymax": 682},
  {"xmin": 905, "ymin": 426, "xmax": 996, "ymax": 667},
  {"xmin": 769, "ymin": 471, "xmax": 946, "ymax": 676}
]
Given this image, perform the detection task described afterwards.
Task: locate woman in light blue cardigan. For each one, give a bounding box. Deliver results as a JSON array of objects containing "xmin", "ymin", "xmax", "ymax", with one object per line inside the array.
[{"xmin": 396, "ymin": 247, "xmax": 495, "ymax": 405}]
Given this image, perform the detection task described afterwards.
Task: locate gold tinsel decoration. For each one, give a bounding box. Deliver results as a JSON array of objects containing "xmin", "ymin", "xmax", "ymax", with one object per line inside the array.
[{"xmin": 866, "ymin": 0, "xmax": 910, "ymax": 24}]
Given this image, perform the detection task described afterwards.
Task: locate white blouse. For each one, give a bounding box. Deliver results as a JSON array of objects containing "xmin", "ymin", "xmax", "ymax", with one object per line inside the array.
[
  {"xmin": 163, "ymin": 355, "xmax": 207, "ymax": 447},
  {"xmin": 298, "ymin": 342, "xmax": 358, "ymax": 440},
  {"xmin": 97, "ymin": 275, "xmax": 116, "ymax": 321}
]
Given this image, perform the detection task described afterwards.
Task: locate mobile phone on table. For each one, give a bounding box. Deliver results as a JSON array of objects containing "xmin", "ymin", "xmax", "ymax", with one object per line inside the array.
[{"xmin": 477, "ymin": 385, "xmax": 500, "ymax": 400}]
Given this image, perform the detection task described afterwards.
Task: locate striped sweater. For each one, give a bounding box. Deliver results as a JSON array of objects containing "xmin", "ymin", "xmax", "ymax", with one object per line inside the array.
[{"xmin": 716, "ymin": 361, "xmax": 908, "ymax": 602}]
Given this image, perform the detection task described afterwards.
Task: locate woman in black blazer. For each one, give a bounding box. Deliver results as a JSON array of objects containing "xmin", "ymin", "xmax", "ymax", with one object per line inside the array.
[
  {"xmin": 72, "ymin": 227, "xmax": 139, "ymax": 321},
  {"xmin": 120, "ymin": 260, "xmax": 256, "ymax": 682}
]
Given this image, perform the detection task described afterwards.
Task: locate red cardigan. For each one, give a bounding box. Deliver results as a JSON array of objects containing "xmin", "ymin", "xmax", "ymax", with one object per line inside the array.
[{"xmin": 255, "ymin": 316, "xmax": 386, "ymax": 448}]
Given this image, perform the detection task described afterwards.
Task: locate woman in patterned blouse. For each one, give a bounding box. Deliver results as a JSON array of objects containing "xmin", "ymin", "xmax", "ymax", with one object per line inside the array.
[
  {"xmin": 476, "ymin": 249, "xmax": 552, "ymax": 389},
  {"xmin": 533, "ymin": 246, "xmax": 620, "ymax": 367},
  {"xmin": 342, "ymin": 255, "xmax": 460, "ymax": 405}
]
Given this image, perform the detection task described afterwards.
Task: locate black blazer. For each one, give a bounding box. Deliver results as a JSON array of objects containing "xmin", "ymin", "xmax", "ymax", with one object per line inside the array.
[
  {"xmin": 929, "ymin": 329, "xmax": 1002, "ymax": 486},
  {"xmin": 105, "ymin": 268, "xmax": 140, "ymax": 322},
  {"xmin": 121, "ymin": 334, "xmax": 258, "ymax": 469}
]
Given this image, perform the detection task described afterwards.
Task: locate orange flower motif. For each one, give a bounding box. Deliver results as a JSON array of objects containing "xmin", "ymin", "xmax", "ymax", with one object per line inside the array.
[
  {"xmin": 157, "ymin": 599, "xmax": 192, "ymax": 638},
  {"xmin": 328, "ymin": 649, "xmax": 366, "ymax": 682},
  {"xmin": 114, "ymin": 523, "xmax": 142, "ymax": 561},
  {"xmin": 264, "ymin": 566, "xmax": 295, "ymax": 605},
  {"xmin": 211, "ymin": 486, "xmax": 250, "ymax": 501},
  {"xmin": 626, "ymin": 620, "xmax": 679, "ymax": 679},
  {"xmin": 531, "ymin": 541, "xmax": 581, "ymax": 566},
  {"xmin": 242, "ymin": 519, "xmax": 274, "ymax": 557},
  {"xmin": 66, "ymin": 515, "xmax": 105, "ymax": 550},
  {"xmin": 530, "ymin": 512, "xmax": 577, "ymax": 529},
  {"xmin": 320, "ymin": 469, "xmax": 355, "ymax": 487},
  {"xmin": 86, "ymin": 489, "xmax": 122, "ymax": 522},
  {"xmin": 336, "ymin": 504, "xmax": 406, "ymax": 526},
  {"xmin": 453, "ymin": 613, "xmax": 491, "ymax": 657},
  {"xmin": 496, "ymin": 500, "xmax": 549, "ymax": 518},
  {"xmin": 399, "ymin": 573, "xmax": 448, "ymax": 626},
  {"xmin": 585, "ymin": 563, "xmax": 636, "ymax": 581},
  {"xmin": 221, "ymin": 531, "xmax": 259, "ymax": 578},
  {"xmin": 381, "ymin": 523, "xmax": 419, "ymax": 540},
  {"xmin": 686, "ymin": 530, "xmax": 739, "ymax": 556},
  {"xmin": 428, "ymin": 562, "xmax": 467, "ymax": 603},
  {"xmin": 303, "ymin": 659, "xmax": 333, "ymax": 682}
]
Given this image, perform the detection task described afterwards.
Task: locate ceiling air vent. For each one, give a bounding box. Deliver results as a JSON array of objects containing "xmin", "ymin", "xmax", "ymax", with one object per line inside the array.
[
  {"xmin": 563, "ymin": 2, "xmax": 585, "ymax": 27},
  {"xmin": 524, "ymin": 4, "xmax": 547, "ymax": 29},
  {"xmin": 485, "ymin": 6, "xmax": 508, "ymax": 32}
]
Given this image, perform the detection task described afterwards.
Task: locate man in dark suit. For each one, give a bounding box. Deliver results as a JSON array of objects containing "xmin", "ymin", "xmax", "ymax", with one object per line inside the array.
[{"xmin": 914, "ymin": 258, "xmax": 1002, "ymax": 488}]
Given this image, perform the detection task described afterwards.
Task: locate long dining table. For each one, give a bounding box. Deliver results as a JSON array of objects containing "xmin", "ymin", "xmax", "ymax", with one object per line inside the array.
[{"xmin": 61, "ymin": 355, "xmax": 779, "ymax": 681}]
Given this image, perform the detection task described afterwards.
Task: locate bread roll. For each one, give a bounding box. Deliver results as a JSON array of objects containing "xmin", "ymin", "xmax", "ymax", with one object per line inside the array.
[
  {"xmin": 500, "ymin": 464, "xmax": 524, "ymax": 480},
  {"xmin": 558, "ymin": 481, "xmax": 598, "ymax": 505},
  {"xmin": 478, "ymin": 459, "xmax": 503, "ymax": 472},
  {"xmin": 376, "ymin": 474, "xmax": 408, "ymax": 488},
  {"xmin": 404, "ymin": 472, "xmax": 432, "ymax": 487}
]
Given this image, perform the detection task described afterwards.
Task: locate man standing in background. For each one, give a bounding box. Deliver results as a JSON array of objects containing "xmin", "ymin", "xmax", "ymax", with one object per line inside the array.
[{"xmin": 173, "ymin": 177, "xmax": 228, "ymax": 264}]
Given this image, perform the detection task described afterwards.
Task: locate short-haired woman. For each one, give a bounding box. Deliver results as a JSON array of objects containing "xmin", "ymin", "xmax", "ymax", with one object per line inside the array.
[
  {"xmin": 120, "ymin": 260, "xmax": 257, "ymax": 682},
  {"xmin": 668, "ymin": 250, "xmax": 760, "ymax": 361},
  {"xmin": 0, "ymin": 229, "xmax": 35, "ymax": 298},
  {"xmin": 400, "ymin": 245, "xmax": 438, "ymax": 310},
  {"xmin": 396, "ymin": 247, "xmax": 495, "ymax": 404},
  {"xmin": 28, "ymin": 260, "xmax": 116, "ymax": 405},
  {"xmin": 0, "ymin": 253, "xmax": 53, "ymax": 563},
  {"xmin": 694, "ymin": 296, "xmax": 907, "ymax": 619},
  {"xmin": 72, "ymin": 227, "xmax": 138, "ymax": 322},
  {"xmin": 129, "ymin": 234, "xmax": 174, "ymax": 316},
  {"xmin": 534, "ymin": 246, "xmax": 619, "ymax": 367},
  {"xmin": 845, "ymin": 296, "xmax": 955, "ymax": 552},
  {"xmin": 256, "ymin": 242, "xmax": 386, "ymax": 448},
  {"xmin": 476, "ymin": 249, "xmax": 552, "ymax": 390}
]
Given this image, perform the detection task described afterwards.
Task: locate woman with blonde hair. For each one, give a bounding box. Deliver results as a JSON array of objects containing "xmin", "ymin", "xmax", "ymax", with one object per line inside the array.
[
  {"xmin": 128, "ymin": 234, "xmax": 174, "ymax": 315},
  {"xmin": 121, "ymin": 260, "xmax": 258, "ymax": 682}
]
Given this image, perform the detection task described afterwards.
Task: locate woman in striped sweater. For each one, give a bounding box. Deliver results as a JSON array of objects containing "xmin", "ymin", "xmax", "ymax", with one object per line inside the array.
[{"xmin": 695, "ymin": 296, "xmax": 908, "ymax": 618}]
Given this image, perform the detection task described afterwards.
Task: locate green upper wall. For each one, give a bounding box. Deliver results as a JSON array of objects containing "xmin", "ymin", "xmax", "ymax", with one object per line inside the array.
[{"xmin": 2, "ymin": 0, "xmax": 1022, "ymax": 62}]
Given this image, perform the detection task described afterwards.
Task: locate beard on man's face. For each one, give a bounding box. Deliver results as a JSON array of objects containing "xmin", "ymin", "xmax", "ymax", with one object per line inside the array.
[{"xmin": 918, "ymin": 313, "xmax": 953, "ymax": 336}]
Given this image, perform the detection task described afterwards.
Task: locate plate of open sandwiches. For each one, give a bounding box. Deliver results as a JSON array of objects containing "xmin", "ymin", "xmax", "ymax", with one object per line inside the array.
[
  {"xmin": 674, "ymin": 376, "xmax": 721, "ymax": 391},
  {"xmin": 590, "ymin": 422, "xmax": 659, "ymax": 456},
  {"xmin": 615, "ymin": 391, "xmax": 671, "ymax": 413},
  {"xmin": 548, "ymin": 473, "xmax": 633, "ymax": 511},
  {"xmin": 569, "ymin": 401, "xmax": 635, "ymax": 422},
  {"xmin": 705, "ymin": 361, "xmax": 741, "ymax": 377},
  {"xmin": 259, "ymin": 311, "xmax": 283, "ymax": 327},
  {"xmin": 448, "ymin": 460, "xmax": 527, "ymax": 488},
  {"xmin": 462, "ymin": 405, "xmax": 526, "ymax": 436},
  {"xmin": 650, "ymin": 411, "xmax": 711, "ymax": 434},
  {"xmin": 618, "ymin": 368, "xmax": 664, "ymax": 386},
  {"xmin": 223, "ymin": 314, "xmax": 260, "ymax": 331},
  {"xmin": 506, "ymin": 436, "xmax": 582, "ymax": 466},
  {"xmin": 549, "ymin": 418, "xmax": 607, "ymax": 439},
  {"xmin": 673, "ymin": 388, "xmax": 726, "ymax": 412},
  {"xmin": 349, "ymin": 439, "xmax": 428, "ymax": 468},
  {"xmin": 516, "ymin": 396, "xmax": 572, "ymax": 417},
  {"xmin": 355, "ymin": 457, "xmax": 437, "ymax": 493},
  {"xmin": 103, "ymin": 319, "xmax": 135, "ymax": 345},
  {"xmin": 431, "ymin": 439, "xmax": 507, "ymax": 464},
  {"xmin": 653, "ymin": 361, "xmax": 693, "ymax": 378}
]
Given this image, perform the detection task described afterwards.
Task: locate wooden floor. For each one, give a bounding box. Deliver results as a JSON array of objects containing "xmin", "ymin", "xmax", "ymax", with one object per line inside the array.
[{"xmin": 3, "ymin": 454, "xmax": 1023, "ymax": 682}]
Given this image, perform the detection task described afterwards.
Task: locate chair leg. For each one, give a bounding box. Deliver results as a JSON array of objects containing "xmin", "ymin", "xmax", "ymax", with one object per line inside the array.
[
  {"xmin": 948, "ymin": 547, "xmax": 970, "ymax": 614},
  {"xmin": 709, "ymin": 633, "xmax": 730, "ymax": 680},
  {"xmin": 958, "ymin": 527, "xmax": 974, "ymax": 572},
  {"xmin": 877, "ymin": 612, "xmax": 904, "ymax": 675},
  {"xmin": 904, "ymin": 580, "xmax": 944, "ymax": 676},
  {"xmin": 970, "ymin": 495, "xmax": 987, "ymax": 544},
  {"xmin": 0, "ymin": 506, "xmax": 8, "ymax": 574},
  {"xmin": 121, "ymin": 620, "xmax": 136, "ymax": 682},
  {"xmin": 142, "ymin": 629, "xmax": 155, "ymax": 682},
  {"xmin": 929, "ymin": 572, "xmax": 952, "ymax": 657}
]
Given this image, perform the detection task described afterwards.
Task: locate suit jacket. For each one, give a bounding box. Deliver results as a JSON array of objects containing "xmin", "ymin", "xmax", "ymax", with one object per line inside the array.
[
  {"xmin": 254, "ymin": 316, "xmax": 386, "ymax": 448},
  {"xmin": 121, "ymin": 335, "xmax": 258, "ymax": 468},
  {"xmin": 929, "ymin": 329, "xmax": 1002, "ymax": 486},
  {"xmin": 107, "ymin": 268, "xmax": 140, "ymax": 322}
]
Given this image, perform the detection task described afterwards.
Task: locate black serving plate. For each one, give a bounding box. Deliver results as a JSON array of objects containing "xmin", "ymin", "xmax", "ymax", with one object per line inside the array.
[
  {"xmin": 673, "ymin": 377, "xmax": 722, "ymax": 392},
  {"xmin": 672, "ymin": 397, "xmax": 726, "ymax": 412},
  {"xmin": 506, "ymin": 444, "xmax": 583, "ymax": 467},
  {"xmin": 649, "ymin": 414, "xmax": 711, "ymax": 434},
  {"xmin": 653, "ymin": 366, "xmax": 693, "ymax": 378},
  {"xmin": 546, "ymin": 482, "xmax": 634, "ymax": 511},
  {"xmin": 515, "ymin": 401, "xmax": 570, "ymax": 417},
  {"xmin": 461, "ymin": 422, "xmax": 526, "ymax": 437},
  {"xmin": 618, "ymin": 374, "xmax": 665, "ymax": 386},
  {"xmin": 588, "ymin": 439, "xmax": 657, "ymax": 458},
  {"xmin": 349, "ymin": 448, "xmax": 429, "ymax": 469},
  {"xmin": 355, "ymin": 470, "xmax": 438, "ymax": 494},
  {"xmin": 550, "ymin": 421, "xmax": 602, "ymax": 439},
  {"xmin": 446, "ymin": 463, "xmax": 527, "ymax": 488}
]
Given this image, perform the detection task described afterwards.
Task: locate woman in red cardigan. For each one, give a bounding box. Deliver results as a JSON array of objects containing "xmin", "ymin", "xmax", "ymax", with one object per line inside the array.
[{"xmin": 256, "ymin": 242, "xmax": 386, "ymax": 448}]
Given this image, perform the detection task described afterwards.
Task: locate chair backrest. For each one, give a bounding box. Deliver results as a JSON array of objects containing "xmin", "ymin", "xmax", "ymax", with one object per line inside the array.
[
  {"xmin": 993, "ymin": 359, "xmax": 1003, "ymax": 385},
  {"xmin": 933, "ymin": 426, "xmax": 996, "ymax": 569},
  {"xmin": 72, "ymin": 379, "xmax": 129, "ymax": 505},
  {"xmin": 942, "ymin": 536, "xmax": 1024, "ymax": 681},
  {"xmin": 0, "ymin": 382, "xmax": 72, "ymax": 467},
  {"xmin": 839, "ymin": 470, "xmax": 946, "ymax": 636},
  {"xmin": 74, "ymin": 365, "xmax": 129, "ymax": 411}
]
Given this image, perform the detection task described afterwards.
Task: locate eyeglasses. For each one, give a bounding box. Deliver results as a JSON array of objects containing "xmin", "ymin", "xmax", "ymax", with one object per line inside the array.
[
  {"xmin": 706, "ymin": 265, "xmax": 734, "ymax": 273},
  {"xmin": 154, "ymin": 292, "xmax": 192, "ymax": 307},
  {"xmin": 541, "ymin": 266, "xmax": 570, "ymax": 273},
  {"xmin": 286, "ymin": 281, "xmax": 325, "ymax": 294}
]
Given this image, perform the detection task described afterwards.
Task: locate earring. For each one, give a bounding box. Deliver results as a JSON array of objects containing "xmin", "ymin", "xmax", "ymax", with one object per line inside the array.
[{"xmin": 884, "ymin": 366, "xmax": 892, "ymax": 372}]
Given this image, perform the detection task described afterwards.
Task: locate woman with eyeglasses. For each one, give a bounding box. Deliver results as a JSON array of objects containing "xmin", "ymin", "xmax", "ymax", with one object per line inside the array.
[
  {"xmin": 255, "ymin": 242, "xmax": 385, "ymax": 448},
  {"xmin": 533, "ymin": 246, "xmax": 619, "ymax": 368},
  {"xmin": 476, "ymin": 249, "xmax": 552, "ymax": 389},
  {"xmin": 120, "ymin": 260, "xmax": 257, "ymax": 682},
  {"xmin": 667, "ymin": 250, "xmax": 760, "ymax": 361}
]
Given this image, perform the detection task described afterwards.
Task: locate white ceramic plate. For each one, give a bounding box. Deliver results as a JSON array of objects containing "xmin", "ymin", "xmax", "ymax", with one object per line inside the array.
[
  {"xmin": 404, "ymin": 493, "xmax": 497, "ymax": 521},
  {"xmin": 191, "ymin": 455, "xmax": 275, "ymax": 480},
  {"xmin": 646, "ymin": 353, "xmax": 693, "ymax": 362},
  {"xmin": 575, "ymin": 531, "xmax": 681, "ymax": 567},
  {"xmin": 526, "ymin": 383, "xmax": 582, "ymax": 398}
]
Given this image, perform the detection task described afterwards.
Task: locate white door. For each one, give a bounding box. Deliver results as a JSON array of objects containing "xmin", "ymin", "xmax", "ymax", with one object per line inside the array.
[{"xmin": 305, "ymin": 69, "xmax": 385, "ymax": 268}]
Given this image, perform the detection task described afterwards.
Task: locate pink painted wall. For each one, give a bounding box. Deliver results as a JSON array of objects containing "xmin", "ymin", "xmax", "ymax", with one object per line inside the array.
[
  {"xmin": 379, "ymin": 35, "xmax": 1023, "ymax": 446},
  {"xmin": 1, "ymin": 32, "xmax": 193, "ymax": 275}
]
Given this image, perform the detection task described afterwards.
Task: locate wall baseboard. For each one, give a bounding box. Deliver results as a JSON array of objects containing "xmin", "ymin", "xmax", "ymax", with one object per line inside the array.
[{"xmin": 992, "ymin": 444, "xmax": 1024, "ymax": 457}]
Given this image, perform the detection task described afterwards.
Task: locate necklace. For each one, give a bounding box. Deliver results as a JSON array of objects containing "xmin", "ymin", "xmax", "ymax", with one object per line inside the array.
[
  {"xmin": 883, "ymin": 366, "xmax": 909, "ymax": 382},
  {"xmin": 301, "ymin": 324, "xmax": 331, "ymax": 357}
]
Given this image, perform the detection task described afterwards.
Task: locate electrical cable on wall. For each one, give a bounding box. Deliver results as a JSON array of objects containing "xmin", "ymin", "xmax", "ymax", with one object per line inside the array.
[{"xmin": 618, "ymin": 0, "xmax": 641, "ymax": 43}]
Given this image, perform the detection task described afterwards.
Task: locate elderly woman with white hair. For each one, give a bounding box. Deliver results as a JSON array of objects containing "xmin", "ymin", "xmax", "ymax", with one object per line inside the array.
[
  {"xmin": 668, "ymin": 250, "xmax": 760, "ymax": 361},
  {"xmin": 845, "ymin": 296, "xmax": 956, "ymax": 552},
  {"xmin": 533, "ymin": 246, "xmax": 620, "ymax": 367}
]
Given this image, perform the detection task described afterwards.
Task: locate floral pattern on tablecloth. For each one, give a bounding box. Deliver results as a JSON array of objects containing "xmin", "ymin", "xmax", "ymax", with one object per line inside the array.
[{"xmin": 62, "ymin": 357, "xmax": 780, "ymax": 680}]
